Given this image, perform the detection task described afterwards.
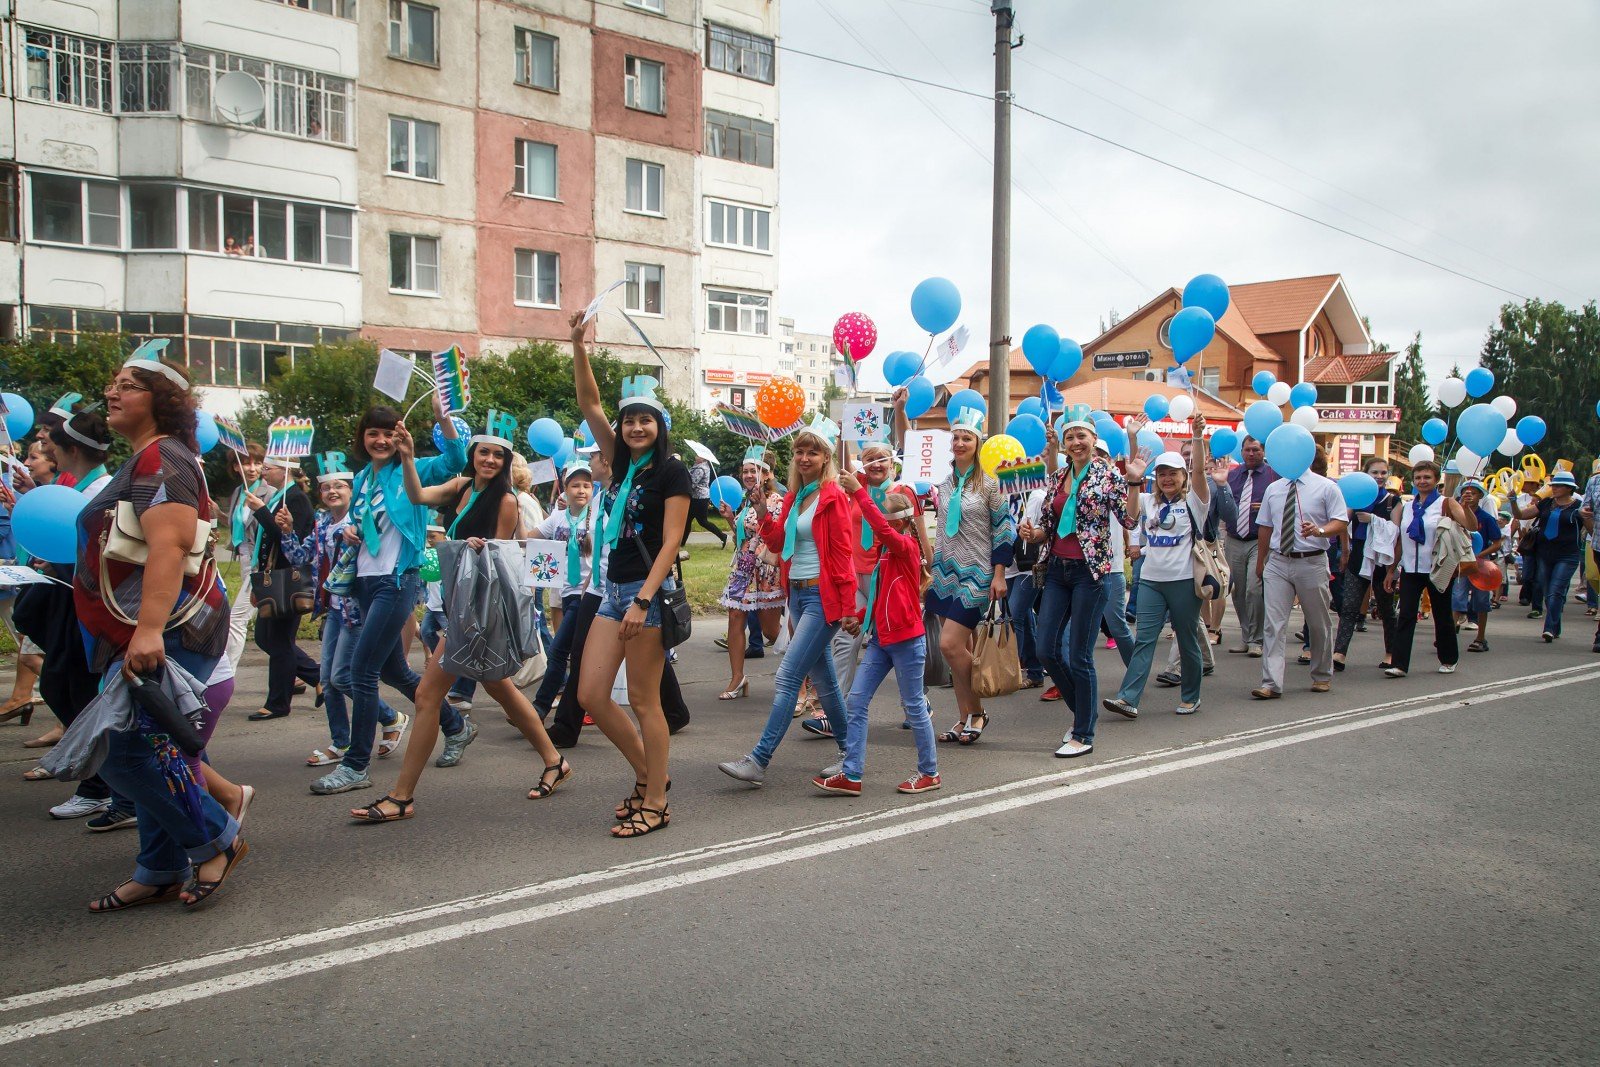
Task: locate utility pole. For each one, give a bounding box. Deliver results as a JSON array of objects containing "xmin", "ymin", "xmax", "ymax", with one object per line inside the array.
[{"xmin": 987, "ymin": 1, "xmax": 1017, "ymax": 436}]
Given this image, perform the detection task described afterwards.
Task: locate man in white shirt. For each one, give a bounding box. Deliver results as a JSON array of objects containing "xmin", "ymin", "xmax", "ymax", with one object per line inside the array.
[{"xmin": 1252, "ymin": 463, "xmax": 1349, "ymax": 698}]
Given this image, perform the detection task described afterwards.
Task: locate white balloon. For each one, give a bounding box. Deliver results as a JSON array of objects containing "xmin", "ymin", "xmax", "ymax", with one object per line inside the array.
[
  {"xmin": 1289, "ymin": 406, "xmax": 1320, "ymax": 431},
  {"xmin": 1167, "ymin": 394, "xmax": 1195, "ymax": 421},
  {"xmin": 1408, "ymin": 444, "xmax": 1435, "ymax": 464},
  {"xmin": 1499, "ymin": 428, "xmax": 1523, "ymax": 455},
  {"xmin": 1266, "ymin": 381, "xmax": 1292, "ymax": 406},
  {"xmin": 1455, "ymin": 447, "xmax": 1485, "ymax": 476},
  {"xmin": 1438, "ymin": 377, "xmax": 1467, "ymax": 408},
  {"xmin": 1490, "ymin": 395, "xmax": 1517, "ymax": 419}
]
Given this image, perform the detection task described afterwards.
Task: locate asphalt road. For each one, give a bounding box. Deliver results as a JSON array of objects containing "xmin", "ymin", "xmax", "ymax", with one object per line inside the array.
[{"xmin": 0, "ymin": 599, "xmax": 1596, "ymax": 1065}]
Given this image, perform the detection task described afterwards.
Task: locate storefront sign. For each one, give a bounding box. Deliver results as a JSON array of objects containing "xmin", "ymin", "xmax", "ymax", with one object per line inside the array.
[
  {"xmin": 1337, "ymin": 434, "xmax": 1362, "ymax": 475},
  {"xmin": 1093, "ymin": 350, "xmax": 1151, "ymax": 371},
  {"xmin": 1318, "ymin": 406, "xmax": 1399, "ymax": 424},
  {"xmin": 704, "ymin": 368, "xmax": 736, "ymax": 385}
]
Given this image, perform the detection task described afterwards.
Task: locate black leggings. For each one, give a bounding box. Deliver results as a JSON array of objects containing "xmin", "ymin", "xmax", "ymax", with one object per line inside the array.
[
  {"xmin": 548, "ymin": 593, "xmax": 690, "ymax": 747},
  {"xmin": 687, "ymin": 498, "xmax": 726, "ymax": 543},
  {"xmin": 1391, "ymin": 571, "xmax": 1457, "ymax": 673},
  {"xmin": 254, "ymin": 609, "xmax": 321, "ymax": 714}
]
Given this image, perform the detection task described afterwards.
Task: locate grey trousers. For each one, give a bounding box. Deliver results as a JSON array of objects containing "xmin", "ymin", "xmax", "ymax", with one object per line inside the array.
[
  {"xmin": 1260, "ymin": 552, "xmax": 1334, "ymax": 691},
  {"xmin": 1224, "ymin": 536, "xmax": 1265, "ymax": 647},
  {"xmin": 1166, "ymin": 615, "xmax": 1216, "ymax": 670}
]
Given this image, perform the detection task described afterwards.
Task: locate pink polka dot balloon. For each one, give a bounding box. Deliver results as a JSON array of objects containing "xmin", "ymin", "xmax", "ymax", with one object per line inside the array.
[{"xmin": 832, "ymin": 312, "xmax": 877, "ymax": 363}]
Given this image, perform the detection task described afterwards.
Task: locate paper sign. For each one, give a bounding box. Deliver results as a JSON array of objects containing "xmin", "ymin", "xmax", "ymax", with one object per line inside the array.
[
  {"xmin": 213, "ymin": 414, "xmax": 247, "ymax": 454},
  {"xmin": 996, "ymin": 457, "xmax": 1048, "ymax": 498},
  {"xmin": 716, "ymin": 404, "xmax": 773, "ymax": 441},
  {"xmin": 430, "ymin": 345, "xmax": 471, "ymax": 414},
  {"xmin": 374, "ymin": 348, "xmax": 415, "ymax": 402},
  {"xmin": 833, "ymin": 365, "xmax": 854, "ymax": 390},
  {"xmin": 0, "ymin": 565, "xmax": 66, "ymax": 587},
  {"xmin": 583, "ymin": 279, "xmax": 627, "ymax": 326},
  {"xmin": 523, "ymin": 538, "xmax": 566, "ymax": 589},
  {"xmin": 529, "ymin": 459, "xmax": 557, "ymax": 485},
  {"xmin": 904, "ymin": 429, "xmax": 953, "ymax": 486},
  {"xmin": 266, "ymin": 416, "xmax": 314, "ymax": 458},
  {"xmin": 844, "ymin": 402, "xmax": 887, "ymax": 443}
]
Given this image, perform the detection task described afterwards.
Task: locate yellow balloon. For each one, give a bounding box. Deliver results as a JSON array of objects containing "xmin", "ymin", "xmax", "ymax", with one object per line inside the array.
[{"xmin": 979, "ymin": 434, "xmax": 1025, "ymax": 475}]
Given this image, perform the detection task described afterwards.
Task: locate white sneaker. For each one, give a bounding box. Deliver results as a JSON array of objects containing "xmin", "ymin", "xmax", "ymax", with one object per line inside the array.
[
  {"xmin": 50, "ymin": 795, "xmax": 110, "ymax": 820},
  {"xmin": 1054, "ymin": 739, "xmax": 1094, "ymax": 758},
  {"xmin": 446, "ymin": 696, "xmax": 473, "ymax": 712},
  {"xmin": 1437, "ymin": 663, "xmax": 1456, "ymax": 674}
]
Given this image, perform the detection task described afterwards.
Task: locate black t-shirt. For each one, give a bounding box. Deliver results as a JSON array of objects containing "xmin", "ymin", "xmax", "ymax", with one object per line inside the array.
[
  {"xmin": 1534, "ymin": 498, "xmax": 1584, "ymax": 554},
  {"xmin": 606, "ymin": 456, "xmax": 692, "ymax": 583}
]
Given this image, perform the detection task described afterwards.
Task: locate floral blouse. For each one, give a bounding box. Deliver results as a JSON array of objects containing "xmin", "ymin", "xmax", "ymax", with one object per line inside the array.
[{"xmin": 1042, "ymin": 457, "xmax": 1131, "ymax": 578}]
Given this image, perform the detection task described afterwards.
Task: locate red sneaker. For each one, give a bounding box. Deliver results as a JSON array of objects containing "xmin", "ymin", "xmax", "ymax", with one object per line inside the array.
[
  {"xmin": 581, "ymin": 714, "xmax": 595, "ymax": 726},
  {"xmin": 812, "ymin": 772, "xmax": 861, "ymax": 796},
  {"xmin": 1040, "ymin": 685, "xmax": 1061, "ymax": 702},
  {"xmin": 897, "ymin": 773, "xmax": 941, "ymax": 794},
  {"xmin": 1106, "ymin": 638, "xmax": 1117, "ymax": 650}
]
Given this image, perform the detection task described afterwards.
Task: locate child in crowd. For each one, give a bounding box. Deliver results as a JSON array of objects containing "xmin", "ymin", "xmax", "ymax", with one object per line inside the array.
[{"xmin": 531, "ymin": 458, "xmax": 599, "ymax": 721}]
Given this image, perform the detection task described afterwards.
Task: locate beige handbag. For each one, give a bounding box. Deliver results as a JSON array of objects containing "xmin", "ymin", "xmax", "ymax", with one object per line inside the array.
[
  {"xmin": 99, "ymin": 501, "xmax": 218, "ymax": 630},
  {"xmin": 970, "ymin": 602, "xmax": 1023, "ymax": 700}
]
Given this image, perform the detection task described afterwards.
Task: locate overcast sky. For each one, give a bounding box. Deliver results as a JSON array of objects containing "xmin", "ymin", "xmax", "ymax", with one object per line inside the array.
[{"xmin": 775, "ymin": 0, "xmax": 1600, "ymax": 386}]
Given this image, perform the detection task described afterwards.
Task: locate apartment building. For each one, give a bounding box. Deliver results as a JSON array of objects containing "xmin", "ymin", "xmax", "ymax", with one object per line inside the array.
[
  {"xmin": 6, "ymin": 0, "xmax": 780, "ymax": 411},
  {"xmin": 790, "ymin": 325, "xmax": 842, "ymax": 413}
]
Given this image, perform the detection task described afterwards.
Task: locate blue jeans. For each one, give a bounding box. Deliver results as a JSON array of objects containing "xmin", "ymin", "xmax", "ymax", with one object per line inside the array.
[
  {"xmin": 752, "ymin": 585, "xmax": 846, "ymax": 767},
  {"xmin": 1118, "ymin": 578, "xmax": 1204, "ymax": 706},
  {"xmin": 1007, "ymin": 573, "xmax": 1044, "ymax": 681},
  {"xmin": 1036, "ymin": 557, "xmax": 1108, "ymax": 745},
  {"xmin": 532, "ymin": 593, "xmax": 583, "ymax": 713},
  {"xmin": 96, "ymin": 641, "xmax": 238, "ymax": 885},
  {"xmin": 842, "ymin": 635, "xmax": 934, "ymax": 780},
  {"xmin": 597, "ymin": 577, "xmax": 667, "ymax": 626},
  {"xmin": 1539, "ymin": 549, "xmax": 1582, "ymax": 636},
  {"xmin": 419, "ymin": 609, "xmax": 476, "ymax": 701},
  {"xmin": 345, "ymin": 572, "xmax": 462, "ymax": 774},
  {"xmin": 1126, "ymin": 556, "xmax": 1145, "ymax": 615},
  {"xmin": 1100, "ymin": 570, "xmax": 1134, "ymax": 667},
  {"xmin": 322, "ymin": 617, "xmax": 396, "ymax": 751}
]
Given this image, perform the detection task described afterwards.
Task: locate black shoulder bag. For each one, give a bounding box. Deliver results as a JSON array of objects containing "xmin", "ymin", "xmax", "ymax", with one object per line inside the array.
[{"xmin": 631, "ymin": 531, "xmax": 692, "ymax": 649}]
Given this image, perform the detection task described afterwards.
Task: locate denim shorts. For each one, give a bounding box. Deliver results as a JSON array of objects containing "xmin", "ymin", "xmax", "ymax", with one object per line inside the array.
[{"xmin": 597, "ymin": 577, "xmax": 670, "ymax": 627}]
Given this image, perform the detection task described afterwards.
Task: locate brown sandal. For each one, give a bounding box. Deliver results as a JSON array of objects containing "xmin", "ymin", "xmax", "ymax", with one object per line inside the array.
[
  {"xmin": 181, "ymin": 840, "xmax": 249, "ymax": 909},
  {"xmin": 611, "ymin": 804, "xmax": 669, "ymax": 838},
  {"xmin": 89, "ymin": 881, "xmax": 183, "ymax": 913},
  {"xmin": 351, "ymin": 795, "xmax": 415, "ymax": 823},
  {"xmin": 528, "ymin": 759, "xmax": 572, "ymax": 800}
]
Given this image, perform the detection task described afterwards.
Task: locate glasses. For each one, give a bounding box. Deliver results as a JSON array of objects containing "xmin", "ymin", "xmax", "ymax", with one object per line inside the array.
[{"xmin": 107, "ymin": 380, "xmax": 150, "ymax": 396}]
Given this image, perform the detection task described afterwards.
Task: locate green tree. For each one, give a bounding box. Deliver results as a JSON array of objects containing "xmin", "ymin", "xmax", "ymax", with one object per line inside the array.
[
  {"xmin": 1478, "ymin": 299, "xmax": 1600, "ymax": 465},
  {"xmin": 1393, "ymin": 331, "xmax": 1429, "ymax": 442},
  {"xmin": 1, "ymin": 332, "xmax": 135, "ymax": 462}
]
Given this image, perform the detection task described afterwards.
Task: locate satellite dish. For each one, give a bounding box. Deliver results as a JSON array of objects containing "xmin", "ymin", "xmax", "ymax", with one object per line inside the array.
[{"xmin": 214, "ymin": 71, "xmax": 266, "ymax": 125}]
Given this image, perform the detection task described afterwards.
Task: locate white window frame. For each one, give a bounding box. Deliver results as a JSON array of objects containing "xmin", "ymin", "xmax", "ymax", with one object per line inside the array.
[
  {"xmin": 183, "ymin": 187, "xmax": 355, "ymax": 268},
  {"xmin": 389, "ymin": 232, "xmax": 441, "ymax": 295},
  {"xmin": 265, "ymin": 0, "xmax": 357, "ymax": 16},
  {"xmin": 23, "ymin": 28, "xmax": 114, "ymax": 112},
  {"xmin": 117, "ymin": 43, "xmax": 177, "ymax": 114},
  {"xmin": 624, "ymin": 55, "xmax": 665, "ymax": 115},
  {"xmin": 388, "ymin": 0, "xmax": 440, "ymax": 66},
  {"xmin": 704, "ymin": 199, "xmax": 771, "ymax": 253},
  {"xmin": 388, "ymin": 115, "xmax": 440, "ymax": 181},
  {"xmin": 1201, "ymin": 366, "xmax": 1221, "ymax": 394},
  {"xmin": 26, "ymin": 173, "xmax": 121, "ymax": 248},
  {"xmin": 624, "ymin": 0, "xmax": 665, "ymax": 12},
  {"xmin": 514, "ymin": 249, "xmax": 560, "ymax": 308},
  {"xmin": 182, "ymin": 47, "xmax": 353, "ymax": 145},
  {"xmin": 624, "ymin": 262, "xmax": 664, "ymax": 317},
  {"xmin": 1351, "ymin": 382, "xmax": 1391, "ymax": 406},
  {"xmin": 705, "ymin": 288, "xmax": 769, "ymax": 337},
  {"xmin": 705, "ymin": 23, "xmax": 775, "ymax": 85},
  {"xmin": 514, "ymin": 27, "xmax": 558, "ymax": 91},
  {"xmin": 625, "ymin": 158, "xmax": 664, "ymax": 216},
  {"xmin": 514, "ymin": 139, "xmax": 559, "ymax": 200}
]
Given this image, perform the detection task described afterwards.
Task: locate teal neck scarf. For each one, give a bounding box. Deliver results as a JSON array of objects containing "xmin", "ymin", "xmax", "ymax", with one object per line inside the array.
[
  {"xmin": 231, "ymin": 478, "xmax": 265, "ymax": 549},
  {"xmin": 783, "ymin": 481, "xmax": 821, "ymax": 561},
  {"xmin": 566, "ymin": 506, "xmax": 588, "ymax": 586},
  {"xmin": 945, "ymin": 466, "xmax": 973, "ymax": 539},
  {"xmin": 75, "ymin": 465, "xmax": 107, "ymax": 493},
  {"xmin": 735, "ymin": 499, "xmax": 752, "ymax": 552},
  {"xmin": 860, "ymin": 484, "xmax": 889, "ymax": 551},
  {"xmin": 603, "ymin": 456, "xmax": 651, "ymax": 552},
  {"xmin": 447, "ymin": 482, "xmax": 483, "ymax": 539},
  {"xmin": 1055, "ymin": 461, "xmax": 1093, "ymax": 538},
  {"xmin": 253, "ymin": 483, "xmax": 291, "ymax": 569}
]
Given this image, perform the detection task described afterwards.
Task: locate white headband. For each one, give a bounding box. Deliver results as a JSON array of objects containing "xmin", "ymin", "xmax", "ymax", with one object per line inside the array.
[
  {"xmin": 317, "ymin": 471, "xmax": 354, "ymax": 484},
  {"xmin": 61, "ymin": 421, "xmax": 111, "ymax": 451},
  {"xmin": 469, "ymin": 434, "xmax": 515, "ymax": 451},
  {"xmin": 122, "ymin": 357, "xmax": 190, "ymax": 390},
  {"xmin": 265, "ymin": 456, "xmax": 299, "ymax": 469}
]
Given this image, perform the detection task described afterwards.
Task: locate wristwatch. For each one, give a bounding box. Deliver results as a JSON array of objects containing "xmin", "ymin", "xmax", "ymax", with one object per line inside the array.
[{"xmin": 632, "ymin": 596, "xmax": 650, "ymax": 611}]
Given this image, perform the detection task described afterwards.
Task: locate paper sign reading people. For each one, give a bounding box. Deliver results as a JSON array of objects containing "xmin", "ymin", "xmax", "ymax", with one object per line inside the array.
[
  {"xmin": 844, "ymin": 401, "xmax": 887, "ymax": 443},
  {"xmin": 903, "ymin": 429, "xmax": 953, "ymax": 486},
  {"xmin": 522, "ymin": 538, "xmax": 566, "ymax": 590}
]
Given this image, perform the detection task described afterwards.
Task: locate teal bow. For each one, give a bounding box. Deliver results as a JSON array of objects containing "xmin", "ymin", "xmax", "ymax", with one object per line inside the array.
[
  {"xmin": 944, "ymin": 467, "xmax": 973, "ymax": 539},
  {"xmin": 783, "ymin": 481, "xmax": 821, "ymax": 561}
]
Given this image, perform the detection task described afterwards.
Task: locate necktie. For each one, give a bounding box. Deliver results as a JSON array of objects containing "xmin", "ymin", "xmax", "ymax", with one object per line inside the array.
[
  {"xmin": 1055, "ymin": 463, "xmax": 1092, "ymax": 538},
  {"xmin": 1279, "ymin": 484, "xmax": 1298, "ymax": 554},
  {"xmin": 1235, "ymin": 471, "xmax": 1253, "ymax": 538},
  {"xmin": 447, "ymin": 486, "xmax": 482, "ymax": 538},
  {"xmin": 566, "ymin": 507, "xmax": 587, "ymax": 585},
  {"xmin": 603, "ymin": 456, "xmax": 650, "ymax": 552},
  {"xmin": 861, "ymin": 485, "xmax": 888, "ymax": 550},
  {"xmin": 783, "ymin": 481, "xmax": 820, "ymax": 560},
  {"xmin": 945, "ymin": 467, "xmax": 972, "ymax": 539},
  {"xmin": 360, "ymin": 476, "xmax": 382, "ymax": 556},
  {"xmin": 734, "ymin": 502, "xmax": 750, "ymax": 552}
]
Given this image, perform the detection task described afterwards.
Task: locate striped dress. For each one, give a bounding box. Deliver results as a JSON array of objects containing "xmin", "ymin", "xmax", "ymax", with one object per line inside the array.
[{"xmin": 927, "ymin": 470, "xmax": 1015, "ymax": 618}]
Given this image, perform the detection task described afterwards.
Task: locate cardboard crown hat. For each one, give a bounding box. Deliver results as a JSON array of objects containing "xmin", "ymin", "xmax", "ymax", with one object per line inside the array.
[
  {"xmin": 619, "ymin": 375, "xmax": 665, "ymax": 414},
  {"xmin": 798, "ymin": 414, "xmax": 840, "ymax": 449},
  {"xmin": 950, "ymin": 408, "xmax": 986, "ymax": 437}
]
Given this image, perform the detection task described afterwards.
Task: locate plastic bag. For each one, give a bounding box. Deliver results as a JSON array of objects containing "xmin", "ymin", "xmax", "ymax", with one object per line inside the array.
[{"xmin": 437, "ymin": 540, "xmax": 541, "ymax": 681}]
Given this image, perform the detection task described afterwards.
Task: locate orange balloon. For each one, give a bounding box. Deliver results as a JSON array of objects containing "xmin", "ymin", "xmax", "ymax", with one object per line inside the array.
[
  {"xmin": 756, "ymin": 377, "xmax": 806, "ymax": 428},
  {"xmin": 1467, "ymin": 560, "xmax": 1502, "ymax": 593}
]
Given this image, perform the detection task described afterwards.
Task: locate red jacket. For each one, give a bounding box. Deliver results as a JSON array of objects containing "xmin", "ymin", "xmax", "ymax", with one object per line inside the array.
[
  {"xmin": 760, "ymin": 480, "xmax": 858, "ymax": 624},
  {"xmin": 851, "ymin": 486, "xmax": 926, "ymax": 646}
]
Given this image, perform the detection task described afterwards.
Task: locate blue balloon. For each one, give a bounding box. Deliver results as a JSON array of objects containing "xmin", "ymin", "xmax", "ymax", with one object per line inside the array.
[
  {"xmin": 1049, "ymin": 339, "xmax": 1083, "ymax": 382},
  {"xmin": 1338, "ymin": 472, "xmax": 1380, "ymax": 510},
  {"xmin": 1464, "ymin": 367, "xmax": 1495, "ymax": 398},
  {"xmin": 1251, "ymin": 371, "xmax": 1276, "ymax": 397},
  {"xmin": 913, "ymin": 481, "xmax": 932, "ymax": 497},
  {"xmin": 1421, "ymin": 417, "xmax": 1449, "ymax": 446},
  {"xmin": 883, "ymin": 350, "xmax": 921, "ymax": 388},
  {"xmin": 904, "ymin": 375, "xmax": 936, "ymax": 419},
  {"xmin": 434, "ymin": 416, "xmax": 470, "ymax": 452},
  {"xmin": 947, "ymin": 388, "xmax": 986, "ymax": 426},
  {"xmin": 1515, "ymin": 415, "xmax": 1546, "ymax": 446},
  {"xmin": 1289, "ymin": 382, "xmax": 1318, "ymax": 410},
  {"xmin": 1099, "ymin": 422, "xmax": 1128, "ymax": 459},
  {"xmin": 11, "ymin": 483, "xmax": 87, "ymax": 564},
  {"xmin": 1, "ymin": 393, "xmax": 34, "ymax": 441},
  {"xmin": 1208, "ymin": 428, "xmax": 1238, "ymax": 459},
  {"xmin": 1135, "ymin": 426, "xmax": 1163, "ymax": 459},
  {"xmin": 1089, "ymin": 409, "xmax": 1111, "ymax": 425},
  {"xmin": 1143, "ymin": 394, "xmax": 1170, "ymax": 421},
  {"xmin": 1471, "ymin": 531, "xmax": 1484, "ymax": 554},
  {"xmin": 709, "ymin": 475, "xmax": 743, "ymax": 510},
  {"xmin": 1006, "ymin": 414, "xmax": 1047, "ymax": 458},
  {"xmin": 1015, "ymin": 397, "xmax": 1044, "ymax": 420},
  {"xmin": 527, "ymin": 417, "xmax": 565, "ymax": 456},
  {"xmin": 1021, "ymin": 324, "xmax": 1060, "ymax": 374},
  {"xmin": 574, "ymin": 420, "xmax": 594, "ymax": 446},
  {"xmin": 194, "ymin": 411, "xmax": 220, "ymax": 454},
  {"xmin": 554, "ymin": 437, "xmax": 576, "ymax": 466},
  {"xmin": 1168, "ymin": 306, "xmax": 1216, "ymax": 364},
  {"xmin": 1243, "ymin": 400, "xmax": 1283, "ymax": 442},
  {"xmin": 1456, "ymin": 403, "xmax": 1507, "ymax": 458},
  {"xmin": 910, "ymin": 277, "xmax": 961, "ymax": 335},
  {"xmin": 1182, "ymin": 273, "xmax": 1231, "ymax": 320},
  {"xmin": 1265, "ymin": 424, "xmax": 1316, "ymax": 481}
]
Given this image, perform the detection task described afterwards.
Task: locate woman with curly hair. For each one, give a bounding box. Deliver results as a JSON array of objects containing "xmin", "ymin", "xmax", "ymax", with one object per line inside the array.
[{"xmin": 714, "ymin": 446, "xmax": 784, "ymax": 700}]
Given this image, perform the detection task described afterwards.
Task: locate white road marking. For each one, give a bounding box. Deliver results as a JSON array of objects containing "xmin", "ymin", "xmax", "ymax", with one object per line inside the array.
[{"xmin": 1, "ymin": 665, "xmax": 1594, "ymax": 1047}]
